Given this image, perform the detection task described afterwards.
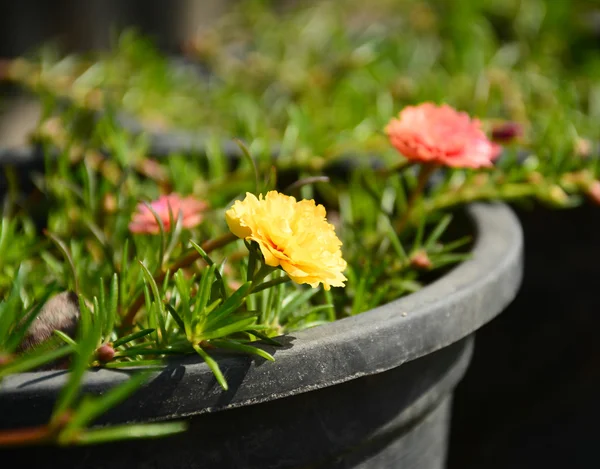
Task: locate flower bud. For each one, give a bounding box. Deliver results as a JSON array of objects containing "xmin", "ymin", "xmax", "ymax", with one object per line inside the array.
[
  {"xmin": 491, "ymin": 122, "xmax": 523, "ymax": 143},
  {"xmin": 587, "ymin": 180, "xmax": 600, "ymax": 205},
  {"xmin": 96, "ymin": 344, "xmax": 116, "ymax": 363},
  {"xmin": 410, "ymin": 250, "xmax": 433, "ymax": 270}
]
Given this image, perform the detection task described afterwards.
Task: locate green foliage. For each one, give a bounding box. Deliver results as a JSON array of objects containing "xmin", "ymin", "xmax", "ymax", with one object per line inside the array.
[{"xmin": 1, "ymin": 0, "xmax": 599, "ymax": 448}]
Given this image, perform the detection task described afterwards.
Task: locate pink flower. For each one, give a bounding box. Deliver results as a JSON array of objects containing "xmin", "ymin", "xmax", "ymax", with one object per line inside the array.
[
  {"xmin": 129, "ymin": 193, "xmax": 209, "ymax": 234},
  {"xmin": 385, "ymin": 103, "xmax": 501, "ymax": 168}
]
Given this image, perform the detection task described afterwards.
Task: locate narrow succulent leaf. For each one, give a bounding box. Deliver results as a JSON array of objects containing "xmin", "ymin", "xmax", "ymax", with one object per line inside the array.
[
  {"xmin": 189, "ymin": 240, "xmax": 227, "ymax": 299},
  {"xmin": 248, "ymin": 330, "xmax": 282, "ymax": 346},
  {"xmin": 424, "ymin": 214, "xmax": 453, "ymax": 250},
  {"xmin": 200, "ymin": 317, "xmax": 257, "ymax": 341},
  {"xmin": 103, "ymin": 359, "xmax": 164, "ymax": 369},
  {"xmin": 63, "ymin": 373, "xmax": 149, "ymax": 433},
  {"xmin": 54, "ymin": 330, "xmax": 78, "ymax": 347},
  {"xmin": 142, "ymin": 202, "xmax": 166, "ymax": 269},
  {"xmin": 107, "ymin": 273, "xmax": 118, "ymax": 337},
  {"xmin": 4, "ymin": 287, "xmax": 57, "ymax": 352},
  {"xmin": 210, "ymin": 339, "xmax": 275, "ymax": 361},
  {"xmin": 234, "ymin": 138, "xmax": 259, "ymax": 194},
  {"xmin": 205, "ymin": 281, "xmax": 252, "ymax": 329},
  {"xmin": 164, "ymin": 303, "xmax": 186, "ymax": 332},
  {"xmin": 0, "ymin": 345, "xmax": 73, "ymax": 378},
  {"xmin": 112, "ymin": 328, "xmax": 156, "ymax": 348},
  {"xmin": 193, "ymin": 344, "xmax": 228, "ymax": 390},
  {"xmin": 73, "ymin": 422, "xmax": 188, "ymax": 445}
]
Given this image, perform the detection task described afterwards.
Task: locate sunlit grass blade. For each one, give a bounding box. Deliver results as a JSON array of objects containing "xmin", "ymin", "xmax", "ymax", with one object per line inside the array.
[
  {"xmin": 54, "ymin": 330, "xmax": 77, "ymax": 347},
  {"xmin": 424, "ymin": 214, "xmax": 453, "ymax": 250},
  {"xmin": 0, "ymin": 345, "xmax": 73, "ymax": 378},
  {"xmin": 139, "ymin": 261, "xmax": 168, "ymax": 343},
  {"xmin": 280, "ymin": 288, "xmax": 319, "ymax": 316},
  {"xmin": 210, "ymin": 339, "xmax": 274, "ymax": 361},
  {"xmin": 189, "ymin": 240, "xmax": 226, "ymax": 299},
  {"xmin": 107, "ymin": 273, "xmax": 118, "ymax": 337},
  {"xmin": 112, "ymin": 328, "xmax": 156, "ymax": 348},
  {"xmin": 74, "ymin": 421, "xmax": 188, "ymax": 445},
  {"xmin": 52, "ymin": 298, "xmax": 99, "ymax": 422},
  {"xmin": 60, "ymin": 372, "xmax": 149, "ymax": 437},
  {"xmin": 381, "ymin": 215, "xmax": 409, "ymax": 261},
  {"xmin": 205, "ymin": 281, "xmax": 252, "ymax": 329},
  {"xmin": 164, "ymin": 303, "xmax": 186, "ymax": 332},
  {"xmin": 251, "ymin": 275, "xmax": 291, "ymax": 294},
  {"xmin": 200, "ymin": 316, "xmax": 257, "ymax": 340},
  {"xmin": 142, "ymin": 202, "xmax": 166, "ymax": 270},
  {"xmin": 4, "ymin": 286, "xmax": 58, "ymax": 352},
  {"xmin": 234, "ymin": 138, "xmax": 259, "ymax": 194},
  {"xmin": 193, "ymin": 344, "xmax": 228, "ymax": 390},
  {"xmin": 103, "ymin": 359, "xmax": 164, "ymax": 369},
  {"xmin": 115, "ymin": 347, "xmax": 190, "ymax": 357},
  {"xmin": 248, "ymin": 330, "xmax": 282, "ymax": 346},
  {"xmin": 45, "ymin": 231, "xmax": 79, "ymax": 293}
]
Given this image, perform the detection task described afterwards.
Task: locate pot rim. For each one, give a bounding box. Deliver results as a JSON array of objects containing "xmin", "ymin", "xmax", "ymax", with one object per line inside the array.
[{"xmin": 0, "ymin": 202, "xmax": 522, "ymax": 421}]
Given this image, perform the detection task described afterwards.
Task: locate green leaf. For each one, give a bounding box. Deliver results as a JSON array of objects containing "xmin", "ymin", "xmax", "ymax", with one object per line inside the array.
[
  {"xmin": 248, "ymin": 330, "xmax": 282, "ymax": 346},
  {"xmin": 251, "ymin": 275, "xmax": 291, "ymax": 294},
  {"xmin": 73, "ymin": 422, "xmax": 188, "ymax": 445},
  {"xmin": 210, "ymin": 339, "xmax": 274, "ymax": 361},
  {"xmin": 116, "ymin": 347, "xmax": 190, "ymax": 357},
  {"xmin": 0, "ymin": 345, "xmax": 73, "ymax": 378},
  {"xmin": 164, "ymin": 303, "xmax": 186, "ymax": 332},
  {"xmin": 205, "ymin": 281, "xmax": 252, "ymax": 330},
  {"xmin": 113, "ymin": 328, "xmax": 156, "ymax": 348},
  {"xmin": 280, "ymin": 288, "xmax": 319, "ymax": 316},
  {"xmin": 139, "ymin": 261, "xmax": 167, "ymax": 343},
  {"xmin": 234, "ymin": 138, "xmax": 259, "ymax": 194},
  {"xmin": 193, "ymin": 344, "xmax": 228, "ymax": 390},
  {"xmin": 46, "ymin": 231, "xmax": 79, "ymax": 293},
  {"xmin": 164, "ymin": 204, "xmax": 184, "ymax": 262},
  {"xmin": 189, "ymin": 240, "xmax": 226, "ymax": 299},
  {"xmin": 200, "ymin": 316, "xmax": 257, "ymax": 341},
  {"xmin": 103, "ymin": 359, "xmax": 164, "ymax": 369},
  {"xmin": 54, "ymin": 330, "xmax": 78, "ymax": 347},
  {"xmin": 61, "ymin": 372, "xmax": 149, "ymax": 435},
  {"xmin": 4, "ymin": 286, "xmax": 58, "ymax": 352},
  {"xmin": 142, "ymin": 201, "xmax": 166, "ymax": 269},
  {"xmin": 424, "ymin": 215, "xmax": 453, "ymax": 250},
  {"xmin": 198, "ymin": 264, "xmax": 217, "ymax": 315},
  {"xmin": 52, "ymin": 298, "xmax": 98, "ymax": 422},
  {"xmin": 107, "ymin": 273, "xmax": 119, "ymax": 338}
]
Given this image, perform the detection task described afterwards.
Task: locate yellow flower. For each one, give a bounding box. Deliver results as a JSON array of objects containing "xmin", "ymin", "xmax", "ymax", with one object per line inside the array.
[{"xmin": 226, "ymin": 191, "xmax": 347, "ymax": 290}]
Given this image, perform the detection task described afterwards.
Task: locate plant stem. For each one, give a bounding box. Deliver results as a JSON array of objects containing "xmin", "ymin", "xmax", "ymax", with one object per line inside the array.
[
  {"xmin": 0, "ymin": 425, "xmax": 52, "ymax": 446},
  {"xmin": 416, "ymin": 182, "xmax": 539, "ymax": 219},
  {"xmin": 121, "ymin": 232, "xmax": 237, "ymax": 329},
  {"xmin": 251, "ymin": 275, "xmax": 291, "ymax": 294},
  {"xmin": 284, "ymin": 176, "xmax": 330, "ymax": 197},
  {"xmin": 395, "ymin": 164, "xmax": 437, "ymax": 235}
]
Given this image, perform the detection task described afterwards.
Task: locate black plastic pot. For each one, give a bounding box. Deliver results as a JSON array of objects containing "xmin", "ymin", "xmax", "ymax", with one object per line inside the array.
[{"xmin": 0, "ymin": 203, "xmax": 523, "ymax": 468}]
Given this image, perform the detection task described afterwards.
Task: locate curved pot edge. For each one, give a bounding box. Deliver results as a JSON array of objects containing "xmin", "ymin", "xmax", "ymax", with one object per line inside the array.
[{"xmin": 0, "ymin": 202, "xmax": 523, "ymax": 419}]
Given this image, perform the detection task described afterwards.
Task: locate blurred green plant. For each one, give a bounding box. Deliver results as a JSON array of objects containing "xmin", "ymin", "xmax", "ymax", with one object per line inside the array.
[{"xmin": 1, "ymin": 0, "xmax": 600, "ymax": 449}]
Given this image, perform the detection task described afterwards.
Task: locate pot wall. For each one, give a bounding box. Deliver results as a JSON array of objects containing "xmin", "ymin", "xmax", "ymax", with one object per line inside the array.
[
  {"xmin": 0, "ymin": 203, "xmax": 523, "ymax": 468},
  {"xmin": 3, "ymin": 337, "xmax": 472, "ymax": 469}
]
